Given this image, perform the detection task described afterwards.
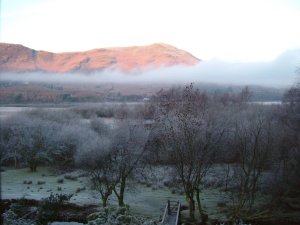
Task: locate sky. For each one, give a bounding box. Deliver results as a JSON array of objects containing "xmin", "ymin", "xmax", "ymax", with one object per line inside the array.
[{"xmin": 1, "ymin": 0, "xmax": 300, "ymax": 62}]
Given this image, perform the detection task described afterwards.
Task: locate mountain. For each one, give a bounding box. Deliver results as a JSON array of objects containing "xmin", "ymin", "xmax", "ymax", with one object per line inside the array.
[{"xmin": 0, "ymin": 43, "xmax": 200, "ymax": 73}]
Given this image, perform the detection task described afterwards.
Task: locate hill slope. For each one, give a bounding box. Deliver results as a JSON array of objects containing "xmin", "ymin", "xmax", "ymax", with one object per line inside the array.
[{"xmin": 0, "ymin": 43, "xmax": 200, "ymax": 73}]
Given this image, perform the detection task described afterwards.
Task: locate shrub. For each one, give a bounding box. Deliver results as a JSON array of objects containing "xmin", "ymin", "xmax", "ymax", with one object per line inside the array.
[
  {"xmin": 37, "ymin": 181, "xmax": 45, "ymax": 185},
  {"xmin": 217, "ymin": 201, "xmax": 227, "ymax": 207},
  {"xmin": 3, "ymin": 209, "xmax": 35, "ymax": 225},
  {"xmin": 57, "ymin": 178, "xmax": 64, "ymax": 184},
  {"xmin": 3, "ymin": 199, "xmax": 37, "ymax": 225},
  {"xmin": 76, "ymin": 187, "xmax": 86, "ymax": 193},
  {"xmin": 64, "ymin": 174, "xmax": 78, "ymax": 181},
  {"xmin": 87, "ymin": 206, "xmax": 158, "ymax": 225},
  {"xmin": 23, "ymin": 180, "xmax": 32, "ymax": 184},
  {"xmin": 37, "ymin": 193, "xmax": 73, "ymax": 224}
]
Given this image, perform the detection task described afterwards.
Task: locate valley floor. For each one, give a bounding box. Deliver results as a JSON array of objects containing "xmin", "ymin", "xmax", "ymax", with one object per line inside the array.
[
  {"xmin": 2, "ymin": 167, "xmax": 229, "ymax": 221},
  {"xmin": 2, "ymin": 166, "xmax": 300, "ymax": 224}
]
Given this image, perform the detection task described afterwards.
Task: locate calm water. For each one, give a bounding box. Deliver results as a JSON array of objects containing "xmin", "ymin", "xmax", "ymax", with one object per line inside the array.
[
  {"xmin": 251, "ymin": 101, "xmax": 281, "ymax": 105},
  {"xmin": 0, "ymin": 106, "xmax": 67, "ymax": 119}
]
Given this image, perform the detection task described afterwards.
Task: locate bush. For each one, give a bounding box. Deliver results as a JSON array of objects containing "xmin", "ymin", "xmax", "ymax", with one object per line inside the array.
[
  {"xmin": 57, "ymin": 178, "xmax": 64, "ymax": 184},
  {"xmin": 37, "ymin": 181, "xmax": 46, "ymax": 185},
  {"xmin": 64, "ymin": 174, "xmax": 78, "ymax": 181},
  {"xmin": 3, "ymin": 199, "xmax": 37, "ymax": 225},
  {"xmin": 87, "ymin": 206, "xmax": 158, "ymax": 225},
  {"xmin": 37, "ymin": 193, "xmax": 73, "ymax": 224},
  {"xmin": 76, "ymin": 187, "xmax": 86, "ymax": 193},
  {"xmin": 217, "ymin": 201, "xmax": 227, "ymax": 207},
  {"xmin": 23, "ymin": 180, "xmax": 32, "ymax": 184},
  {"xmin": 3, "ymin": 209, "xmax": 35, "ymax": 225}
]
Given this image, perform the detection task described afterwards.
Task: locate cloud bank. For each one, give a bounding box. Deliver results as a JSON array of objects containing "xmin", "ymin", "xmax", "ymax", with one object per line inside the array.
[{"xmin": 1, "ymin": 49, "xmax": 299, "ymax": 88}]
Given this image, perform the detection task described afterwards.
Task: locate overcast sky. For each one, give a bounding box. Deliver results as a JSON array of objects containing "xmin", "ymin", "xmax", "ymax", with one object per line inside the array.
[{"xmin": 1, "ymin": 0, "xmax": 300, "ymax": 62}]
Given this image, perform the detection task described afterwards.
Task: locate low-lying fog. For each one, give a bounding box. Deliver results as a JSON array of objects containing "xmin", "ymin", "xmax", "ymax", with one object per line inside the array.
[{"xmin": 1, "ymin": 49, "xmax": 299, "ymax": 87}]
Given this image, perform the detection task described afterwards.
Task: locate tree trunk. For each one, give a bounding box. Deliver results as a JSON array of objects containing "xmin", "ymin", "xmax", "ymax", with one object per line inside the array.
[
  {"xmin": 188, "ymin": 196, "xmax": 195, "ymax": 221},
  {"xmin": 29, "ymin": 161, "xmax": 37, "ymax": 172},
  {"xmin": 114, "ymin": 176, "xmax": 126, "ymax": 207},
  {"xmin": 102, "ymin": 195, "xmax": 108, "ymax": 207},
  {"xmin": 196, "ymin": 188, "xmax": 207, "ymax": 224},
  {"xmin": 14, "ymin": 150, "xmax": 17, "ymax": 168},
  {"xmin": 225, "ymin": 164, "xmax": 230, "ymax": 192}
]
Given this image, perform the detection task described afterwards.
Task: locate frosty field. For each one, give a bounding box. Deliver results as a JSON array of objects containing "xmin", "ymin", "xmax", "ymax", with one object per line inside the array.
[{"xmin": 1, "ymin": 167, "xmax": 229, "ymax": 220}]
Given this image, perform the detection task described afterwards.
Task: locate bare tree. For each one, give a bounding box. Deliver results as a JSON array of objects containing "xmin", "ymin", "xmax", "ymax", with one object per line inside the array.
[
  {"xmin": 76, "ymin": 131, "xmax": 118, "ymax": 207},
  {"xmin": 3, "ymin": 116, "xmax": 56, "ymax": 171},
  {"xmin": 282, "ymin": 81, "xmax": 300, "ymax": 132},
  {"xmin": 228, "ymin": 106, "xmax": 275, "ymax": 220},
  {"xmin": 77, "ymin": 118, "xmax": 148, "ymax": 208},
  {"xmin": 274, "ymin": 79, "xmax": 300, "ymax": 198},
  {"xmin": 111, "ymin": 120, "xmax": 149, "ymax": 207},
  {"xmin": 89, "ymin": 152, "xmax": 119, "ymax": 207},
  {"xmin": 48, "ymin": 124, "xmax": 82, "ymax": 169},
  {"xmin": 154, "ymin": 84, "xmax": 226, "ymax": 222},
  {"xmin": 1, "ymin": 109, "xmax": 85, "ymax": 170}
]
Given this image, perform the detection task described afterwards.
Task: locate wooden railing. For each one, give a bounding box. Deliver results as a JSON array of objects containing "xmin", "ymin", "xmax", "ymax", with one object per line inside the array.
[
  {"xmin": 161, "ymin": 200, "xmax": 181, "ymax": 225},
  {"xmin": 161, "ymin": 202, "xmax": 169, "ymax": 223},
  {"xmin": 175, "ymin": 201, "xmax": 181, "ymax": 225}
]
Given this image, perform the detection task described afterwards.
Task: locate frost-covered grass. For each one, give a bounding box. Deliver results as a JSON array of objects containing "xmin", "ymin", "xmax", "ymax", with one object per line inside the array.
[
  {"xmin": 2, "ymin": 167, "xmax": 99, "ymax": 206},
  {"xmin": 1, "ymin": 166, "xmax": 231, "ymax": 220}
]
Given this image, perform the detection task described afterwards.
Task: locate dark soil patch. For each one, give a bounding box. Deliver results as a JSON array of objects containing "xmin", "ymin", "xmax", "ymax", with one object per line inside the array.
[{"xmin": 2, "ymin": 198, "xmax": 98, "ymax": 223}]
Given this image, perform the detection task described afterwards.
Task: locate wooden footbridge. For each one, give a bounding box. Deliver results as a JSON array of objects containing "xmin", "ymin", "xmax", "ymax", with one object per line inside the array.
[{"xmin": 161, "ymin": 200, "xmax": 181, "ymax": 225}]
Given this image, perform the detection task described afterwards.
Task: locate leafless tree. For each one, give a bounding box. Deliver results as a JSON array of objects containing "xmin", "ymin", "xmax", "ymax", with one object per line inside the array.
[
  {"xmin": 228, "ymin": 106, "xmax": 275, "ymax": 220},
  {"xmin": 282, "ymin": 80, "xmax": 300, "ymax": 132},
  {"xmin": 88, "ymin": 152, "xmax": 119, "ymax": 207},
  {"xmin": 48, "ymin": 124, "xmax": 83, "ymax": 169},
  {"xmin": 273, "ymin": 79, "xmax": 300, "ymax": 198},
  {"xmin": 77, "ymin": 117, "xmax": 149, "ymax": 208},
  {"xmin": 2, "ymin": 116, "xmax": 58, "ymax": 171},
  {"xmin": 111, "ymin": 119, "xmax": 149, "ymax": 207},
  {"xmin": 1, "ymin": 108, "xmax": 88, "ymax": 170},
  {"xmin": 153, "ymin": 84, "xmax": 226, "ymax": 222},
  {"xmin": 76, "ymin": 132, "xmax": 118, "ymax": 207}
]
